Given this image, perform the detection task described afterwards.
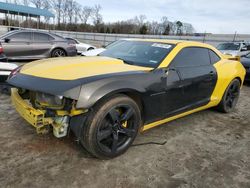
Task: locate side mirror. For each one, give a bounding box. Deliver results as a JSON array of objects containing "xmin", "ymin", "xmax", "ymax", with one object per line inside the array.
[{"xmin": 4, "ymin": 38, "xmax": 10, "ymax": 43}]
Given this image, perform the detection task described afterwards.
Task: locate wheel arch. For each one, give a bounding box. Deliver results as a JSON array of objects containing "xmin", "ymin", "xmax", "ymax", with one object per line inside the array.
[
  {"xmin": 92, "ymin": 89, "xmax": 145, "ymax": 119},
  {"xmin": 235, "ymin": 76, "xmax": 243, "ymax": 86},
  {"xmin": 51, "ymin": 47, "xmax": 67, "ymax": 57}
]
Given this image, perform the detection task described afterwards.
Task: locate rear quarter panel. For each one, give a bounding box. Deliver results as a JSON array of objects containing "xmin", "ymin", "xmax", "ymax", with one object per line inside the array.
[{"xmin": 211, "ymin": 59, "xmax": 246, "ymax": 105}]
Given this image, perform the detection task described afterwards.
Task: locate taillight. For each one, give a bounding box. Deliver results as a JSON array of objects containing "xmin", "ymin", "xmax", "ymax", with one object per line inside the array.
[
  {"xmin": 8, "ymin": 65, "xmax": 23, "ymax": 79},
  {"xmin": 0, "ymin": 46, "xmax": 3, "ymax": 53}
]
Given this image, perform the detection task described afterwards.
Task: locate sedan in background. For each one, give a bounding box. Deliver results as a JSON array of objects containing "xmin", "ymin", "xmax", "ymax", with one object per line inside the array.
[
  {"xmin": 0, "ymin": 42, "xmax": 7, "ymax": 62},
  {"xmin": 217, "ymin": 42, "xmax": 250, "ymax": 57},
  {"xmin": 0, "ymin": 30, "xmax": 77, "ymax": 60},
  {"xmin": 65, "ymin": 37, "xmax": 95, "ymax": 54},
  {"xmin": 241, "ymin": 53, "xmax": 250, "ymax": 81}
]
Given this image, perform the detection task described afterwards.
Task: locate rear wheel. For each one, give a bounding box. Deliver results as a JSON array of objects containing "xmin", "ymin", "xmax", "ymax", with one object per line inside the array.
[
  {"xmin": 217, "ymin": 79, "xmax": 241, "ymax": 113},
  {"xmin": 51, "ymin": 48, "xmax": 66, "ymax": 57},
  {"xmin": 81, "ymin": 95, "xmax": 141, "ymax": 159}
]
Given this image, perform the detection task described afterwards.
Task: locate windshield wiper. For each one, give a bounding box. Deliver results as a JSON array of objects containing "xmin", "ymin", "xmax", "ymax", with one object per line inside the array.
[{"xmin": 116, "ymin": 57, "xmax": 135, "ymax": 65}]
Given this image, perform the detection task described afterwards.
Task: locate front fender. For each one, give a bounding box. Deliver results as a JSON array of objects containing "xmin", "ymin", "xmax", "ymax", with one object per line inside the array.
[{"xmin": 76, "ymin": 79, "xmax": 146, "ymax": 109}]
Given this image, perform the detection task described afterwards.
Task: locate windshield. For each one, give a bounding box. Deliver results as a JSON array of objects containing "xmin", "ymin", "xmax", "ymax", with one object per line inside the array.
[
  {"xmin": 217, "ymin": 43, "xmax": 241, "ymax": 51},
  {"xmin": 100, "ymin": 40, "xmax": 174, "ymax": 68}
]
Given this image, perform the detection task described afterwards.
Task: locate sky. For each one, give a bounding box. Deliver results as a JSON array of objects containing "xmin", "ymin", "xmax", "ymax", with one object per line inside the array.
[{"xmin": 77, "ymin": 0, "xmax": 250, "ymax": 34}]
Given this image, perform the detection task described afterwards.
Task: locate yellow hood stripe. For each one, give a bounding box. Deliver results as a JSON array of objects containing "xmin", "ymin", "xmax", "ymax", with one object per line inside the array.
[{"xmin": 21, "ymin": 56, "xmax": 152, "ymax": 80}]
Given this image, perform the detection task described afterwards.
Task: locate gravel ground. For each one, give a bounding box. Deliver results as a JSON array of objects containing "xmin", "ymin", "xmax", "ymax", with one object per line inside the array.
[{"xmin": 0, "ymin": 85, "xmax": 250, "ymax": 188}]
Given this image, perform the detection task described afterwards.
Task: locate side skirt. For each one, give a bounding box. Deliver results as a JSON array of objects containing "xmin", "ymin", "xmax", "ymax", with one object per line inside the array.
[{"xmin": 141, "ymin": 103, "xmax": 214, "ymax": 131}]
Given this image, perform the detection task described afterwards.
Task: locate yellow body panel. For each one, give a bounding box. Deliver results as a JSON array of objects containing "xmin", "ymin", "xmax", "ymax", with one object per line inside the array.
[
  {"xmin": 11, "ymin": 88, "xmax": 87, "ymax": 133},
  {"xmin": 20, "ymin": 56, "xmax": 152, "ymax": 80},
  {"xmin": 143, "ymin": 41, "xmax": 246, "ymax": 131},
  {"xmin": 11, "ymin": 88, "xmax": 53, "ymax": 133}
]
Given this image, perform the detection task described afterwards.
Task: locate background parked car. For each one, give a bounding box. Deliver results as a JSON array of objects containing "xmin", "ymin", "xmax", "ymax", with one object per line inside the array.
[
  {"xmin": 0, "ymin": 62, "xmax": 18, "ymax": 93},
  {"xmin": 65, "ymin": 37, "xmax": 95, "ymax": 54},
  {"xmin": 216, "ymin": 42, "xmax": 250, "ymax": 57},
  {"xmin": 241, "ymin": 53, "xmax": 250, "ymax": 81},
  {"xmin": 81, "ymin": 40, "xmax": 125, "ymax": 56},
  {"xmin": 0, "ymin": 42, "xmax": 7, "ymax": 62},
  {"xmin": 0, "ymin": 30, "xmax": 77, "ymax": 60},
  {"xmin": 81, "ymin": 47, "xmax": 106, "ymax": 56}
]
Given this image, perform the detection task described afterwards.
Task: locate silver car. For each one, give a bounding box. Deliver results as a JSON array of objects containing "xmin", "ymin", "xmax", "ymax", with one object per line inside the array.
[
  {"xmin": 217, "ymin": 42, "xmax": 250, "ymax": 57},
  {"xmin": 0, "ymin": 30, "xmax": 77, "ymax": 60}
]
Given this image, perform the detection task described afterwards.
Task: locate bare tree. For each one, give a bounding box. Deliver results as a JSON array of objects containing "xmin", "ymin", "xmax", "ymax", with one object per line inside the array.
[
  {"xmin": 92, "ymin": 4, "xmax": 103, "ymax": 26},
  {"xmin": 66, "ymin": 0, "xmax": 74, "ymax": 24},
  {"xmin": 80, "ymin": 6, "xmax": 93, "ymax": 25},
  {"xmin": 30, "ymin": 0, "xmax": 43, "ymax": 8},
  {"xmin": 50, "ymin": 0, "xmax": 63, "ymax": 26},
  {"xmin": 22, "ymin": 0, "xmax": 30, "ymax": 6},
  {"xmin": 138, "ymin": 15, "xmax": 146, "ymax": 26},
  {"xmin": 73, "ymin": 1, "xmax": 81, "ymax": 24},
  {"xmin": 150, "ymin": 21, "xmax": 160, "ymax": 35}
]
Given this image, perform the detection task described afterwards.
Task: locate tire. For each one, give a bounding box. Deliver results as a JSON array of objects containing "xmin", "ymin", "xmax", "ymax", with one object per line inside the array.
[
  {"xmin": 51, "ymin": 48, "xmax": 67, "ymax": 57},
  {"xmin": 216, "ymin": 79, "xmax": 241, "ymax": 113},
  {"xmin": 81, "ymin": 95, "xmax": 141, "ymax": 159}
]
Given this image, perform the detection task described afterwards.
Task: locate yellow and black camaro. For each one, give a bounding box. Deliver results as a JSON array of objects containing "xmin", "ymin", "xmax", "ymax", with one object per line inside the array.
[{"xmin": 8, "ymin": 39, "xmax": 246, "ymax": 159}]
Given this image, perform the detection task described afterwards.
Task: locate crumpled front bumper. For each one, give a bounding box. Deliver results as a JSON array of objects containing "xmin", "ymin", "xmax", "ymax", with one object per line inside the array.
[{"xmin": 11, "ymin": 88, "xmax": 53, "ymax": 134}]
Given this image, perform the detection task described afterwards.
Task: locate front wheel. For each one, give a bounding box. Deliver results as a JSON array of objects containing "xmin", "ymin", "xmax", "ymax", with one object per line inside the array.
[
  {"xmin": 81, "ymin": 95, "xmax": 141, "ymax": 159},
  {"xmin": 216, "ymin": 79, "xmax": 241, "ymax": 113}
]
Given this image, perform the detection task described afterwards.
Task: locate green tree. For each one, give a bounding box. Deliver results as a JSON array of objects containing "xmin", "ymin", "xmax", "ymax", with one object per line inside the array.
[
  {"xmin": 100, "ymin": 25, "xmax": 105, "ymax": 33},
  {"xmin": 163, "ymin": 24, "xmax": 170, "ymax": 35},
  {"xmin": 106, "ymin": 27, "xmax": 111, "ymax": 33},
  {"xmin": 176, "ymin": 21, "xmax": 183, "ymax": 35},
  {"xmin": 139, "ymin": 24, "xmax": 147, "ymax": 34}
]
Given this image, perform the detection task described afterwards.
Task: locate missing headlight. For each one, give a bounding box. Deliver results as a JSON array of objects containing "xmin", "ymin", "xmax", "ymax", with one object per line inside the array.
[{"xmin": 35, "ymin": 92, "xmax": 64, "ymax": 109}]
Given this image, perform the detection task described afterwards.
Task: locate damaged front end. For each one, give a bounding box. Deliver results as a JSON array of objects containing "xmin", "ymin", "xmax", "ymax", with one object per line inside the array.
[{"xmin": 11, "ymin": 88, "xmax": 87, "ymax": 138}]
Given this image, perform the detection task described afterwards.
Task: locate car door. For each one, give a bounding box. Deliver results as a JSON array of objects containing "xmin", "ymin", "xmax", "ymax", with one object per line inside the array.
[
  {"xmin": 31, "ymin": 32, "xmax": 54, "ymax": 57},
  {"xmin": 166, "ymin": 47, "xmax": 217, "ymax": 114},
  {"xmin": 1, "ymin": 31, "xmax": 33, "ymax": 59}
]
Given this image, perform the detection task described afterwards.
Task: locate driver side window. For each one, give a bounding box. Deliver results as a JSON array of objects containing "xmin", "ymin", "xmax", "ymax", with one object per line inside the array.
[{"xmin": 170, "ymin": 47, "xmax": 211, "ymax": 68}]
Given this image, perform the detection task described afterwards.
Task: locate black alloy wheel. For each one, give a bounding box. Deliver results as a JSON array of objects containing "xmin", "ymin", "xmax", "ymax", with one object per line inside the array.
[
  {"xmin": 81, "ymin": 95, "xmax": 141, "ymax": 159},
  {"xmin": 217, "ymin": 79, "xmax": 241, "ymax": 113},
  {"xmin": 97, "ymin": 104, "xmax": 137, "ymax": 153}
]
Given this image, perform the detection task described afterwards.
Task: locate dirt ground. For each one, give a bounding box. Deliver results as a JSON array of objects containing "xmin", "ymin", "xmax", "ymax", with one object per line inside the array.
[{"xmin": 0, "ymin": 86, "xmax": 250, "ymax": 188}]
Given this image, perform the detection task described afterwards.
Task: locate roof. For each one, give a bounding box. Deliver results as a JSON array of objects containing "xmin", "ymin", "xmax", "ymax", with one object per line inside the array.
[
  {"xmin": 123, "ymin": 38, "xmax": 210, "ymax": 46},
  {"xmin": 123, "ymin": 38, "xmax": 217, "ymax": 51},
  {"xmin": 0, "ymin": 2, "xmax": 54, "ymax": 18}
]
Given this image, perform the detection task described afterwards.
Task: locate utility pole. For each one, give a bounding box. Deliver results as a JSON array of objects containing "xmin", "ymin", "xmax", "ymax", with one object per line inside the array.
[{"xmin": 233, "ymin": 31, "xmax": 237, "ymax": 42}]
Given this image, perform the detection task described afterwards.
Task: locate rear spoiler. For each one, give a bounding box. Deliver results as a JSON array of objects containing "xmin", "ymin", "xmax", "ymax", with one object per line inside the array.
[{"xmin": 223, "ymin": 54, "xmax": 241, "ymax": 62}]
